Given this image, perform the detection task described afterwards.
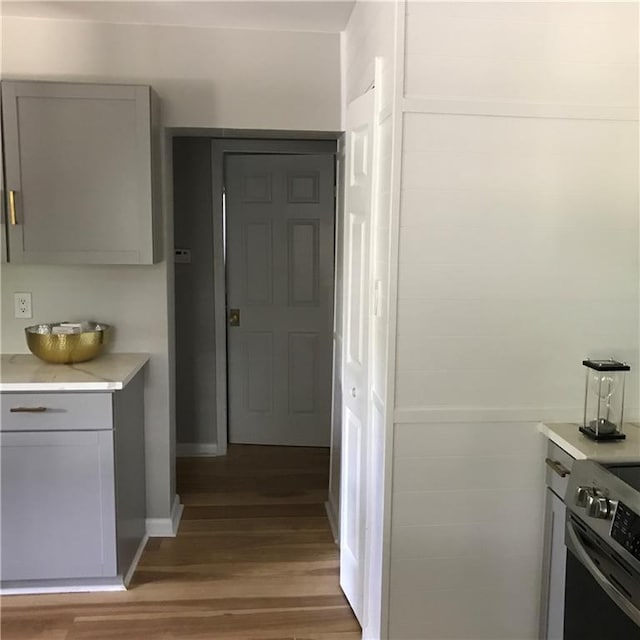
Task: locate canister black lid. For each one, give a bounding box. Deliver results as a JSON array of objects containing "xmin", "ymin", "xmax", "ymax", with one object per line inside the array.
[{"xmin": 583, "ymin": 359, "xmax": 630, "ymax": 372}]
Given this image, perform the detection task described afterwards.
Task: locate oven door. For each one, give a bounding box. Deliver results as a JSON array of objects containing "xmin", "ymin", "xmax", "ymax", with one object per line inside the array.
[{"xmin": 564, "ymin": 514, "xmax": 640, "ymax": 639}]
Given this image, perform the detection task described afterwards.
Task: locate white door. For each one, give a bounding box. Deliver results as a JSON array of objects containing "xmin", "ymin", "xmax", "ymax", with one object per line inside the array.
[
  {"xmin": 225, "ymin": 154, "xmax": 335, "ymax": 446},
  {"xmin": 340, "ymin": 88, "xmax": 375, "ymax": 624}
]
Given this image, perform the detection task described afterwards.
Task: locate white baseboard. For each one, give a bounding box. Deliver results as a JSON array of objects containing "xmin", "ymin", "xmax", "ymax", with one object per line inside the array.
[
  {"xmin": 325, "ymin": 500, "xmax": 339, "ymax": 544},
  {"xmin": 146, "ymin": 494, "xmax": 184, "ymax": 537},
  {"xmin": 176, "ymin": 442, "xmax": 219, "ymax": 457},
  {"xmin": 123, "ymin": 534, "xmax": 149, "ymax": 587},
  {"xmin": 1, "ymin": 581, "xmax": 125, "ymax": 595}
]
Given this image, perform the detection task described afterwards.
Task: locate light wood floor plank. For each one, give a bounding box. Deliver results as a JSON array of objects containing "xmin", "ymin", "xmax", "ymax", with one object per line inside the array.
[{"xmin": 177, "ymin": 516, "xmax": 331, "ymax": 534}]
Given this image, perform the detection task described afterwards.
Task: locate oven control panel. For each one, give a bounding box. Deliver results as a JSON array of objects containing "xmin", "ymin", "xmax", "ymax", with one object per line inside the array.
[{"xmin": 611, "ymin": 501, "xmax": 640, "ymax": 561}]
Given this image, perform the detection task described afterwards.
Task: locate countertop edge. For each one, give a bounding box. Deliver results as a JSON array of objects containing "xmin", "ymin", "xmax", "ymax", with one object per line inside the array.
[
  {"xmin": 0, "ymin": 382, "xmax": 124, "ymax": 391},
  {"xmin": 0, "ymin": 354, "xmax": 150, "ymax": 391},
  {"xmin": 105, "ymin": 354, "xmax": 149, "ymax": 390},
  {"xmin": 537, "ymin": 422, "xmax": 587, "ymax": 460},
  {"xmin": 538, "ymin": 421, "xmax": 640, "ymax": 463}
]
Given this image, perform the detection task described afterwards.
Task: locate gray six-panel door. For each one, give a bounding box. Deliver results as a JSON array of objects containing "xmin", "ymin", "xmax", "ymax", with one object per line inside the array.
[{"xmin": 225, "ymin": 154, "xmax": 335, "ymax": 446}]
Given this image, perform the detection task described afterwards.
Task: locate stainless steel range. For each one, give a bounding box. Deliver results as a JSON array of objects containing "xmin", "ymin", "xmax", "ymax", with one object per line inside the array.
[{"xmin": 565, "ymin": 459, "xmax": 640, "ymax": 638}]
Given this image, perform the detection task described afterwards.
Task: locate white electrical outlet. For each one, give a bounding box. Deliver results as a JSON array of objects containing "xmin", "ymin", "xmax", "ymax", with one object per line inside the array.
[{"xmin": 14, "ymin": 292, "xmax": 32, "ymax": 319}]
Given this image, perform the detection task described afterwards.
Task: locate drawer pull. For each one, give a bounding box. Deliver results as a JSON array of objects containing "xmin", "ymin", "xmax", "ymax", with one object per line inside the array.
[
  {"xmin": 10, "ymin": 406, "xmax": 48, "ymax": 413},
  {"xmin": 545, "ymin": 457, "xmax": 570, "ymax": 478}
]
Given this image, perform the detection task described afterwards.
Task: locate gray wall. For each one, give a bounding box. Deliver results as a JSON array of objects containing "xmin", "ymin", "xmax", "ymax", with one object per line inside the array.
[{"xmin": 173, "ymin": 138, "xmax": 217, "ymax": 448}]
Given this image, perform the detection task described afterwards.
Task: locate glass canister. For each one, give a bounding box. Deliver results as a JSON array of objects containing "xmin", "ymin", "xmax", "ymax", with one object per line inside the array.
[{"xmin": 581, "ymin": 359, "xmax": 630, "ymax": 441}]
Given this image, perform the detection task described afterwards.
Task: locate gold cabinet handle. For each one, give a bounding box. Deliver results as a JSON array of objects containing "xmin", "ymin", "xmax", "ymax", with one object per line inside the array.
[
  {"xmin": 10, "ymin": 406, "xmax": 48, "ymax": 413},
  {"xmin": 545, "ymin": 457, "xmax": 570, "ymax": 478},
  {"xmin": 8, "ymin": 190, "xmax": 17, "ymax": 225}
]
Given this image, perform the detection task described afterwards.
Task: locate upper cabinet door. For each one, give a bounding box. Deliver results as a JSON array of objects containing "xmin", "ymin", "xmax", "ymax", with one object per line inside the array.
[
  {"xmin": 1, "ymin": 95, "xmax": 7, "ymax": 265},
  {"xmin": 2, "ymin": 81, "xmax": 157, "ymax": 264}
]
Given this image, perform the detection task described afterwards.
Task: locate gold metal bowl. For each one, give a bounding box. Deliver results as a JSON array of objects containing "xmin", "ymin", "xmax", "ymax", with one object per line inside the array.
[{"xmin": 25, "ymin": 323, "xmax": 112, "ymax": 364}]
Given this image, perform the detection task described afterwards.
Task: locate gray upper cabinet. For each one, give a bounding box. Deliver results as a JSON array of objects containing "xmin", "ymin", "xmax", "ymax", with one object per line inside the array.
[
  {"xmin": 2, "ymin": 81, "xmax": 158, "ymax": 264},
  {"xmin": 1, "ymin": 97, "xmax": 7, "ymax": 265}
]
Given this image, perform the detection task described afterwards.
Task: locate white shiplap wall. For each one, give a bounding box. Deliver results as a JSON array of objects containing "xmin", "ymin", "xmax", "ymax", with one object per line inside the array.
[
  {"xmin": 390, "ymin": 421, "xmax": 545, "ymax": 639},
  {"xmin": 387, "ymin": 1, "xmax": 639, "ymax": 639},
  {"xmin": 396, "ymin": 113, "xmax": 639, "ymax": 413},
  {"xmin": 404, "ymin": 1, "xmax": 638, "ymax": 109}
]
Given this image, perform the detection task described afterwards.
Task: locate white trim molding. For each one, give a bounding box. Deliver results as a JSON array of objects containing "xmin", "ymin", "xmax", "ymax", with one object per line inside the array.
[
  {"xmin": 176, "ymin": 442, "xmax": 219, "ymax": 457},
  {"xmin": 123, "ymin": 534, "xmax": 149, "ymax": 587},
  {"xmin": 394, "ymin": 407, "xmax": 586, "ymax": 424},
  {"xmin": 325, "ymin": 499, "xmax": 339, "ymax": 544},
  {"xmin": 401, "ymin": 97, "xmax": 639, "ymax": 122},
  {"xmin": 146, "ymin": 494, "xmax": 184, "ymax": 537}
]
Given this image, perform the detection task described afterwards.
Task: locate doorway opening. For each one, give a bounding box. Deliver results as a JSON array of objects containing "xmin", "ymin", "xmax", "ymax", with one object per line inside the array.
[
  {"xmin": 171, "ymin": 131, "xmax": 357, "ymax": 633},
  {"xmin": 172, "ymin": 135, "xmax": 339, "ymax": 456}
]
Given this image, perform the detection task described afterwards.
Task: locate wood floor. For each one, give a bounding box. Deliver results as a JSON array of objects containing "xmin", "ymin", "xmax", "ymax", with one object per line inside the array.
[{"xmin": 0, "ymin": 445, "xmax": 360, "ymax": 640}]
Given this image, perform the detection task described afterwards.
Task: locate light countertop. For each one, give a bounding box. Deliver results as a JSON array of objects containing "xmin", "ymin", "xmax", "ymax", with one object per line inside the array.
[
  {"xmin": 539, "ymin": 421, "xmax": 640, "ymax": 463},
  {"xmin": 0, "ymin": 354, "xmax": 149, "ymax": 391}
]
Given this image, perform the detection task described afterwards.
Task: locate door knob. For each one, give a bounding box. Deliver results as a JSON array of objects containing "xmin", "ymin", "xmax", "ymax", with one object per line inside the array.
[{"xmin": 229, "ymin": 309, "xmax": 240, "ymax": 326}]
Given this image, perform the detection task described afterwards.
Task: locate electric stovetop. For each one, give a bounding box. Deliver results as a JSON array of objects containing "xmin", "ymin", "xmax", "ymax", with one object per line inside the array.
[{"xmin": 606, "ymin": 463, "xmax": 640, "ymax": 493}]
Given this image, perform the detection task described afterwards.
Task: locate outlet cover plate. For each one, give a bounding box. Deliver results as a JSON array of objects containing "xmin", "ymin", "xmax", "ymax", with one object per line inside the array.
[{"xmin": 14, "ymin": 292, "xmax": 32, "ymax": 319}]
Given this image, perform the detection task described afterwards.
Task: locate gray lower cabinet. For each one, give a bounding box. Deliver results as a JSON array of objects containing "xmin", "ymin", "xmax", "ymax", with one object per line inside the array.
[
  {"xmin": 0, "ymin": 371, "xmax": 146, "ymax": 589},
  {"xmin": 1, "ymin": 80, "xmax": 158, "ymax": 265},
  {"xmin": 1, "ymin": 429, "xmax": 117, "ymax": 581}
]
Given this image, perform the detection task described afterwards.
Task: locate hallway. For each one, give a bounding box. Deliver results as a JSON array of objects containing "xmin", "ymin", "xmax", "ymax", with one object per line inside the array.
[{"xmin": 0, "ymin": 445, "xmax": 360, "ymax": 639}]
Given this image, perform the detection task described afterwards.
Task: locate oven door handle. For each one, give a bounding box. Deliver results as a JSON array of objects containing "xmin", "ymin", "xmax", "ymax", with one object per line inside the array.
[{"xmin": 567, "ymin": 520, "xmax": 640, "ymax": 626}]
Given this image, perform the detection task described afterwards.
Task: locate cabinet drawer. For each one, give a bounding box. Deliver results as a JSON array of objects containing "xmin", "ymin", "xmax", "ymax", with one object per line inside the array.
[
  {"xmin": 1, "ymin": 393, "xmax": 112, "ymax": 431},
  {"xmin": 545, "ymin": 440, "xmax": 574, "ymax": 500}
]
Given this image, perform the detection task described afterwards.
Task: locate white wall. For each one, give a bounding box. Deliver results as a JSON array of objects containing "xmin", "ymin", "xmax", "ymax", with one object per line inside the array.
[
  {"xmin": 343, "ymin": 0, "xmax": 396, "ymax": 109},
  {"xmin": 388, "ymin": 1, "xmax": 639, "ymax": 638},
  {"xmin": 0, "ymin": 16, "xmax": 341, "ymax": 520},
  {"xmin": 390, "ymin": 421, "xmax": 545, "ymax": 639},
  {"xmin": 397, "ymin": 113, "xmax": 639, "ymax": 413},
  {"xmin": 403, "ymin": 1, "xmax": 639, "ymax": 111},
  {"xmin": 397, "ymin": 1, "xmax": 639, "ymax": 416},
  {"xmin": 1, "ymin": 17, "xmax": 341, "ymax": 130}
]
